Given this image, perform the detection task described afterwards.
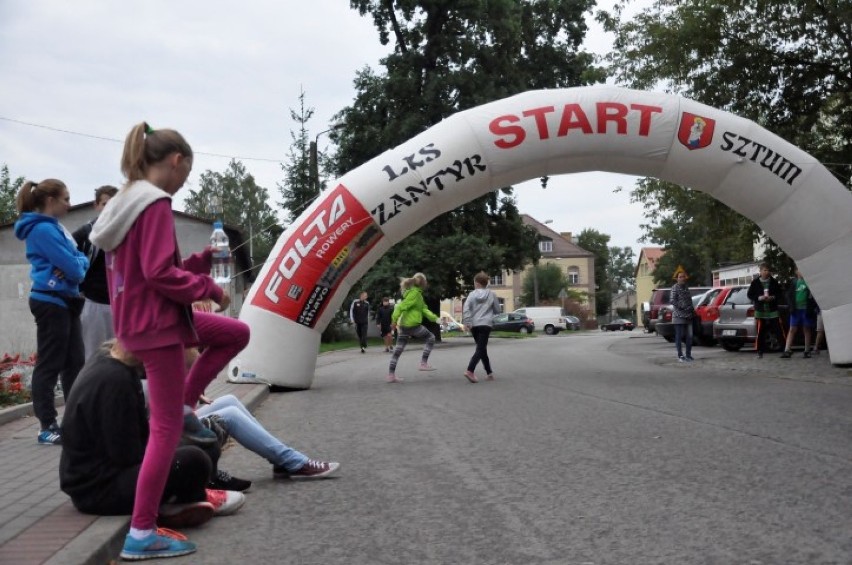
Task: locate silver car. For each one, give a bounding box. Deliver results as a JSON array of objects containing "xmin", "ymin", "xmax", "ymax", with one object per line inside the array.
[{"xmin": 713, "ymin": 286, "xmax": 786, "ymax": 352}]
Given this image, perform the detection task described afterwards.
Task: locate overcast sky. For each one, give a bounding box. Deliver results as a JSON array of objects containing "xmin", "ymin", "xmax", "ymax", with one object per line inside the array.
[{"xmin": 0, "ymin": 0, "xmax": 652, "ymax": 251}]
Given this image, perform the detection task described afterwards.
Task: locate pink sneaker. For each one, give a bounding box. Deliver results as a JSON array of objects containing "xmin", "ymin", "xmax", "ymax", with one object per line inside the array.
[
  {"xmin": 463, "ymin": 370, "xmax": 478, "ymax": 383},
  {"xmin": 419, "ymin": 363, "xmax": 436, "ymax": 372},
  {"xmin": 387, "ymin": 373, "xmax": 403, "ymax": 383},
  {"xmin": 486, "ymin": 373, "xmax": 495, "ymax": 381}
]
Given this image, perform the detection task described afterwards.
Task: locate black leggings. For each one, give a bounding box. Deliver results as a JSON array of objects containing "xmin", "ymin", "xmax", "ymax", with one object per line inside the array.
[
  {"xmin": 467, "ymin": 326, "xmax": 493, "ymax": 374},
  {"xmin": 72, "ymin": 446, "xmax": 212, "ymax": 516},
  {"xmin": 29, "ymin": 299, "xmax": 84, "ymax": 429}
]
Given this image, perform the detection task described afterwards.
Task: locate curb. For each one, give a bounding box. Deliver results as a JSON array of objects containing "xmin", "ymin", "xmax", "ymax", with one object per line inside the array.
[
  {"xmin": 0, "ymin": 396, "xmax": 64, "ymax": 427},
  {"xmin": 46, "ymin": 382, "xmax": 270, "ymax": 565}
]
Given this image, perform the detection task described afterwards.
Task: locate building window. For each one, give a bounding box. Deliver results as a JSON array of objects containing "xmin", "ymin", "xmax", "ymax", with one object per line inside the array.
[
  {"xmin": 490, "ymin": 272, "xmax": 504, "ymax": 286},
  {"xmin": 567, "ymin": 266, "xmax": 580, "ymax": 285},
  {"xmin": 539, "ymin": 239, "xmax": 553, "ymax": 253},
  {"xmin": 497, "ymin": 297, "xmax": 505, "ymax": 312}
]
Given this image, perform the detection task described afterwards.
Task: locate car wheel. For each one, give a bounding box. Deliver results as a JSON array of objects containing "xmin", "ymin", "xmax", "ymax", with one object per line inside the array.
[
  {"xmin": 600, "ymin": 326, "xmax": 607, "ymax": 331},
  {"xmin": 544, "ymin": 325, "xmax": 555, "ymax": 335},
  {"xmin": 519, "ymin": 326, "xmax": 530, "ymax": 334},
  {"xmin": 663, "ymin": 335, "xmax": 675, "ymax": 343},
  {"xmin": 721, "ymin": 340, "xmax": 743, "ymax": 352}
]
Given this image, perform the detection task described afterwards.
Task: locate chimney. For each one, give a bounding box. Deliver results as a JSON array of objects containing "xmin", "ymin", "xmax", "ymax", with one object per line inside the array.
[{"xmin": 561, "ymin": 232, "xmax": 573, "ymax": 243}]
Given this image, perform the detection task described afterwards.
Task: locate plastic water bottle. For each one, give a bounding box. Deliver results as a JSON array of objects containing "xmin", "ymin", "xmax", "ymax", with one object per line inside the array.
[{"xmin": 210, "ymin": 220, "xmax": 231, "ymax": 285}]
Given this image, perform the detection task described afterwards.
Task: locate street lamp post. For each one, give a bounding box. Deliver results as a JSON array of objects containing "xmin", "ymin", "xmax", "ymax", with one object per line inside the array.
[{"xmin": 310, "ymin": 124, "xmax": 344, "ymax": 194}]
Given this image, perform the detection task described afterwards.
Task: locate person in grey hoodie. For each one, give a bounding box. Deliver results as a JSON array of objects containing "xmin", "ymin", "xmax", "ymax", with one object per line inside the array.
[{"xmin": 461, "ymin": 272, "xmax": 502, "ymax": 383}]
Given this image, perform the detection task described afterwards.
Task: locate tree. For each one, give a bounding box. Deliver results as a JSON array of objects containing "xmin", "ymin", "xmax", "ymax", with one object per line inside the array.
[
  {"xmin": 609, "ymin": 246, "xmax": 635, "ymax": 292},
  {"xmin": 279, "ymin": 90, "xmax": 321, "ymax": 224},
  {"xmin": 602, "ymin": 0, "xmax": 851, "ymax": 189},
  {"xmin": 182, "ymin": 159, "xmax": 280, "ymax": 272},
  {"xmin": 1, "ymin": 165, "xmax": 25, "ymax": 224},
  {"xmin": 520, "ymin": 263, "xmax": 587, "ymax": 307},
  {"xmin": 576, "ymin": 228, "xmax": 611, "ymax": 317},
  {"xmin": 332, "ymin": 0, "xmax": 604, "ymax": 301},
  {"xmin": 602, "ymin": 0, "xmax": 852, "ymax": 272},
  {"xmin": 629, "ymin": 179, "xmax": 755, "ymax": 286}
]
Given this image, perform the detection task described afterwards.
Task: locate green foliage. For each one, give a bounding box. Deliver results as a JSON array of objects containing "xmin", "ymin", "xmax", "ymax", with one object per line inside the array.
[
  {"xmin": 182, "ymin": 159, "xmax": 280, "ymax": 271},
  {"xmin": 576, "ymin": 228, "xmax": 611, "ymax": 316},
  {"xmin": 0, "ymin": 165, "xmax": 25, "ymax": 225},
  {"xmin": 279, "ymin": 90, "xmax": 321, "ymax": 223},
  {"xmin": 332, "ymin": 0, "xmax": 602, "ymax": 302},
  {"xmin": 520, "ymin": 262, "xmax": 587, "ymax": 307},
  {"xmin": 602, "ymin": 0, "xmax": 851, "ymax": 188},
  {"xmin": 520, "ymin": 263, "xmax": 563, "ymax": 306},
  {"xmin": 630, "ymin": 179, "xmax": 755, "ymax": 286},
  {"xmin": 609, "ymin": 245, "xmax": 635, "ymax": 292},
  {"xmin": 602, "ymin": 0, "xmax": 852, "ymax": 271}
]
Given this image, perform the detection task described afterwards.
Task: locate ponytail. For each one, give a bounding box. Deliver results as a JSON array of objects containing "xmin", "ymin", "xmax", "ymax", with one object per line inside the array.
[
  {"xmin": 16, "ymin": 179, "xmax": 67, "ymax": 213},
  {"xmin": 120, "ymin": 121, "xmax": 193, "ymax": 183}
]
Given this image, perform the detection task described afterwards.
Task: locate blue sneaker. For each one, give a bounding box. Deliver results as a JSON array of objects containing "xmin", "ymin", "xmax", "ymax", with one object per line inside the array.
[
  {"xmin": 182, "ymin": 412, "xmax": 217, "ymax": 445},
  {"xmin": 120, "ymin": 528, "xmax": 196, "ymax": 561},
  {"xmin": 37, "ymin": 423, "xmax": 62, "ymax": 445}
]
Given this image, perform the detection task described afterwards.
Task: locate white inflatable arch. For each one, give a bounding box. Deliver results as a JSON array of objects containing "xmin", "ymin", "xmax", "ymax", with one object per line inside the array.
[{"xmin": 231, "ymin": 86, "xmax": 852, "ymax": 388}]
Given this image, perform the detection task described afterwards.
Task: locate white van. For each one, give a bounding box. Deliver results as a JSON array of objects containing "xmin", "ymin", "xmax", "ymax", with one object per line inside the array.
[{"xmin": 512, "ymin": 307, "xmax": 566, "ymax": 335}]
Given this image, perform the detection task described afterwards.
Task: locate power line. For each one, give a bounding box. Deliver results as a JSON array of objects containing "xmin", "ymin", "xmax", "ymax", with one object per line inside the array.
[{"xmin": 0, "ymin": 116, "xmax": 283, "ymax": 163}]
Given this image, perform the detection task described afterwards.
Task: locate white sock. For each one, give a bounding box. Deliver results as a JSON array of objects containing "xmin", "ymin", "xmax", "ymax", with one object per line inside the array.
[{"xmin": 129, "ymin": 527, "xmax": 155, "ymax": 540}]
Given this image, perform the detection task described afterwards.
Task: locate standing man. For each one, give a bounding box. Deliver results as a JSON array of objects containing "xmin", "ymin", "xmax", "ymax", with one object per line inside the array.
[
  {"xmin": 350, "ymin": 291, "xmax": 370, "ymax": 353},
  {"xmin": 747, "ymin": 262, "xmax": 784, "ymax": 359},
  {"xmin": 780, "ymin": 265, "xmax": 817, "ymax": 358},
  {"xmin": 73, "ymin": 185, "xmax": 118, "ymax": 361},
  {"xmin": 376, "ymin": 297, "xmax": 394, "ymax": 352}
]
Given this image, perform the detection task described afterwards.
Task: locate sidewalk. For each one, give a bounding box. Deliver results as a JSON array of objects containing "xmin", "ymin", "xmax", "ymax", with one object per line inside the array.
[{"xmin": 0, "ymin": 374, "xmax": 269, "ymax": 565}]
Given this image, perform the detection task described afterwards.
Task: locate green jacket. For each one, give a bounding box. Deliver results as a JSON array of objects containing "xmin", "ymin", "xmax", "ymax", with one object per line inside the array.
[{"xmin": 391, "ymin": 287, "xmax": 438, "ymax": 327}]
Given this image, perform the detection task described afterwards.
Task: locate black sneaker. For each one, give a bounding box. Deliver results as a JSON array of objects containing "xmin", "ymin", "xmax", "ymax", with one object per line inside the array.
[
  {"xmin": 803, "ymin": 350, "xmax": 812, "ymax": 359},
  {"xmin": 780, "ymin": 350, "xmax": 793, "ymax": 359},
  {"xmin": 273, "ymin": 459, "xmax": 340, "ymax": 480},
  {"xmin": 209, "ymin": 469, "xmax": 252, "ymax": 492}
]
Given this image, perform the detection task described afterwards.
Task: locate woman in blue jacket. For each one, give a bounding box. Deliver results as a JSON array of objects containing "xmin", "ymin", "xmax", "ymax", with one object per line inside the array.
[{"xmin": 14, "ymin": 179, "xmax": 89, "ymax": 445}]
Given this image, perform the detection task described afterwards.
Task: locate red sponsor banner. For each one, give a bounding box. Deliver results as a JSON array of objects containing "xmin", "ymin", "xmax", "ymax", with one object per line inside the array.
[
  {"xmin": 252, "ymin": 184, "xmax": 383, "ymax": 327},
  {"xmin": 677, "ymin": 112, "xmax": 715, "ymax": 150}
]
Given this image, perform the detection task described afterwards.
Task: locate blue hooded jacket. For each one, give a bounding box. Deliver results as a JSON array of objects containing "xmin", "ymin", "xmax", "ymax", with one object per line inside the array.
[{"xmin": 14, "ymin": 212, "xmax": 89, "ymax": 308}]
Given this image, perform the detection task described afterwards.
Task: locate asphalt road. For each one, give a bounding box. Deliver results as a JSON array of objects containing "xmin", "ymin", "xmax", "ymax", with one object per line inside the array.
[{"xmin": 158, "ymin": 332, "xmax": 852, "ymax": 564}]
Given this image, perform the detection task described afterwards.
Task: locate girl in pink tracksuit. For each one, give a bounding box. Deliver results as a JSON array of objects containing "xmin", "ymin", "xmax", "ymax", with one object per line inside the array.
[{"xmin": 91, "ymin": 122, "xmax": 250, "ymax": 560}]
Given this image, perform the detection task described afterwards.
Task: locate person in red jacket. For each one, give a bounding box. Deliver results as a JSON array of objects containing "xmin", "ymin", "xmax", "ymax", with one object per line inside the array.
[{"xmin": 90, "ymin": 122, "xmax": 250, "ymax": 561}]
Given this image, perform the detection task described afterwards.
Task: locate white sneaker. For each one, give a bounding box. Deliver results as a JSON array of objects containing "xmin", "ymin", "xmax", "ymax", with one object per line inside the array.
[{"xmin": 206, "ymin": 489, "xmax": 245, "ymax": 516}]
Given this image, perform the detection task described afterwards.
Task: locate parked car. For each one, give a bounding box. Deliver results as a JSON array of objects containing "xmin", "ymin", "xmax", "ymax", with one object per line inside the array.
[
  {"xmin": 712, "ymin": 286, "xmax": 790, "ymax": 352},
  {"xmin": 440, "ymin": 321, "xmax": 462, "ymax": 333},
  {"xmin": 656, "ymin": 291, "xmax": 713, "ymax": 344},
  {"xmin": 492, "ymin": 313, "xmax": 535, "ymax": 333},
  {"xmin": 693, "ymin": 286, "xmax": 743, "ymax": 346},
  {"xmin": 600, "ymin": 318, "xmax": 635, "ymax": 331},
  {"xmin": 513, "ymin": 307, "xmax": 565, "ymax": 335},
  {"xmin": 651, "ymin": 286, "xmax": 712, "ymax": 339},
  {"xmin": 564, "ymin": 315, "xmax": 581, "ymax": 331}
]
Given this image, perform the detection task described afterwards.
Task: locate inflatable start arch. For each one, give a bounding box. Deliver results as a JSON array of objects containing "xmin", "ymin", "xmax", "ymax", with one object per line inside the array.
[{"xmin": 230, "ymin": 86, "xmax": 852, "ymax": 388}]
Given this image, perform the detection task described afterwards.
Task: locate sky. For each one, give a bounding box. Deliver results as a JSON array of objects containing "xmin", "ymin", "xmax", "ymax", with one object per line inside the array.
[{"xmin": 0, "ymin": 0, "xmax": 652, "ymax": 252}]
